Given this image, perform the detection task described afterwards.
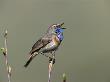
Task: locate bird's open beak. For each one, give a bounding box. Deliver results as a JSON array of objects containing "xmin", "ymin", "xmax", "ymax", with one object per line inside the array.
[
  {"xmin": 60, "ymin": 22, "xmax": 64, "ymax": 26},
  {"xmin": 60, "ymin": 22, "xmax": 66, "ymax": 29}
]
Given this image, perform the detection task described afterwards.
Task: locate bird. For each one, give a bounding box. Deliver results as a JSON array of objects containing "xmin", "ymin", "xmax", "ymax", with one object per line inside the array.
[{"xmin": 24, "ymin": 22, "xmax": 66, "ymax": 68}]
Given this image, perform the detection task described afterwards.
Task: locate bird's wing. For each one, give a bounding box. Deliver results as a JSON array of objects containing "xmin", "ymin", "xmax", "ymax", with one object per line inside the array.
[{"xmin": 29, "ymin": 37, "xmax": 51, "ymax": 55}]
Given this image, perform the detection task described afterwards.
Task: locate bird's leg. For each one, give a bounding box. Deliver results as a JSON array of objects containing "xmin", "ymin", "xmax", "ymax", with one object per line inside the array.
[
  {"xmin": 40, "ymin": 52, "xmax": 53, "ymax": 59},
  {"xmin": 40, "ymin": 52, "xmax": 55, "ymax": 64}
]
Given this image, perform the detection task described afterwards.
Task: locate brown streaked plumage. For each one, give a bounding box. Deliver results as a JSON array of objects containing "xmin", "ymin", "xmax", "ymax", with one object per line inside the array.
[{"xmin": 24, "ymin": 38, "xmax": 51, "ymax": 67}]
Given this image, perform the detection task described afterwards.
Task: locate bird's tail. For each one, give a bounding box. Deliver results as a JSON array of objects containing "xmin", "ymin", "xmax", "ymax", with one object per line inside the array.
[{"xmin": 24, "ymin": 53, "xmax": 38, "ymax": 68}]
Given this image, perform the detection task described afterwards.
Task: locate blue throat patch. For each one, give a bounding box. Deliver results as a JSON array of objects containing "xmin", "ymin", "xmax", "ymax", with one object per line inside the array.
[
  {"xmin": 58, "ymin": 33, "xmax": 64, "ymax": 41},
  {"xmin": 55, "ymin": 28, "xmax": 64, "ymax": 41}
]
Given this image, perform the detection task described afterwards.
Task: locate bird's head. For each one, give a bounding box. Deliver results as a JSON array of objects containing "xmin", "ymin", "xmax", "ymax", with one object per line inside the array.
[{"xmin": 47, "ymin": 22, "xmax": 66, "ymax": 34}]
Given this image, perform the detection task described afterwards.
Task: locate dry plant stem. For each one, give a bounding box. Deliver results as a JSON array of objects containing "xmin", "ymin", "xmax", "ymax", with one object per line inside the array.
[
  {"xmin": 48, "ymin": 53, "xmax": 55, "ymax": 82},
  {"xmin": 63, "ymin": 73, "xmax": 66, "ymax": 82},
  {"xmin": 3, "ymin": 30, "xmax": 11, "ymax": 82}
]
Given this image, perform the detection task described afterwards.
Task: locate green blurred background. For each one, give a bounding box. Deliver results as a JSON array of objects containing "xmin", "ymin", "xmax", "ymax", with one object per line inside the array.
[{"xmin": 0, "ymin": 0, "xmax": 110, "ymax": 82}]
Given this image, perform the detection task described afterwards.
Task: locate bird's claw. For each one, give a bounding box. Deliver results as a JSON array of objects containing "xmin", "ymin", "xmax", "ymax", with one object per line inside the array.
[{"xmin": 49, "ymin": 57, "xmax": 55, "ymax": 64}]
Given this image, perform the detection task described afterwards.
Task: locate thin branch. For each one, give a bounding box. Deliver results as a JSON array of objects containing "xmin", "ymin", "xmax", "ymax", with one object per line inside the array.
[
  {"xmin": 48, "ymin": 53, "xmax": 55, "ymax": 82},
  {"xmin": 1, "ymin": 30, "xmax": 11, "ymax": 82}
]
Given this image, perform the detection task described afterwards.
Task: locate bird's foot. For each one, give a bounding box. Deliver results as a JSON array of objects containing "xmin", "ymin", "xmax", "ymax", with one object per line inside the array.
[{"xmin": 49, "ymin": 57, "xmax": 55, "ymax": 64}]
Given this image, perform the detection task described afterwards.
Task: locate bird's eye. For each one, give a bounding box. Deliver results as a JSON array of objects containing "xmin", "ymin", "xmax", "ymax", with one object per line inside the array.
[{"xmin": 52, "ymin": 25, "xmax": 57, "ymax": 29}]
